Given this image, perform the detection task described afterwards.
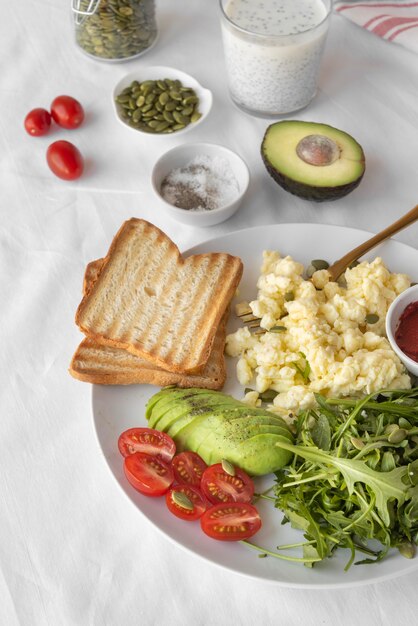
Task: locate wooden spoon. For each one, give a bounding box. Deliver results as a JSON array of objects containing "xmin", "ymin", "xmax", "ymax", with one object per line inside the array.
[{"xmin": 327, "ymin": 204, "xmax": 418, "ymax": 281}]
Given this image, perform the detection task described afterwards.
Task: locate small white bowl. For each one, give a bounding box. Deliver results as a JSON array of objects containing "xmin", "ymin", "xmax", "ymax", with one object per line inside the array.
[
  {"xmin": 112, "ymin": 66, "xmax": 212, "ymax": 137},
  {"xmin": 151, "ymin": 142, "xmax": 250, "ymax": 227},
  {"xmin": 386, "ymin": 284, "xmax": 418, "ymax": 377}
]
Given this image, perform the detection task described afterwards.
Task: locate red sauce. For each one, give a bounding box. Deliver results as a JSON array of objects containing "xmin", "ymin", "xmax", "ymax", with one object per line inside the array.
[{"xmin": 395, "ymin": 300, "xmax": 418, "ymax": 362}]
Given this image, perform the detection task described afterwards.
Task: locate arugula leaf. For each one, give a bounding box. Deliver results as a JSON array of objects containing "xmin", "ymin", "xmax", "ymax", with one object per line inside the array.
[
  {"xmin": 275, "ymin": 440, "xmax": 410, "ymax": 526},
  {"xmin": 270, "ymin": 388, "xmax": 418, "ymax": 569},
  {"xmin": 311, "ymin": 414, "xmax": 331, "ymax": 451}
]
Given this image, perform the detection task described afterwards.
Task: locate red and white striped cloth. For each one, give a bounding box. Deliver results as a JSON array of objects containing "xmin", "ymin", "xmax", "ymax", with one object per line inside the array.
[{"xmin": 335, "ymin": 1, "xmax": 418, "ymax": 53}]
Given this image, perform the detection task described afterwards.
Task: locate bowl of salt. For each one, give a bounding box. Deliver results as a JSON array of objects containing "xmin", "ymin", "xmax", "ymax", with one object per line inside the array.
[{"xmin": 151, "ymin": 142, "xmax": 250, "ymax": 226}]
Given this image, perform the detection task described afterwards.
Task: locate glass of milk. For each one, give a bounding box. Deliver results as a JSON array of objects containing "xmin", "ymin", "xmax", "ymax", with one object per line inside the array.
[{"xmin": 220, "ymin": 0, "xmax": 332, "ymax": 117}]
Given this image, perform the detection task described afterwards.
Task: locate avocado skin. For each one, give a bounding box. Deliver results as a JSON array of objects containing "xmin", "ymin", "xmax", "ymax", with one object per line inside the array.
[
  {"xmin": 146, "ymin": 387, "xmax": 294, "ymax": 476},
  {"xmin": 262, "ymin": 156, "xmax": 365, "ymax": 202}
]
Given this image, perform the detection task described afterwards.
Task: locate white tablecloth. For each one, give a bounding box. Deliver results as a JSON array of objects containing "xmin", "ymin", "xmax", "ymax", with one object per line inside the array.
[{"xmin": 2, "ymin": 1, "xmax": 418, "ymax": 624}]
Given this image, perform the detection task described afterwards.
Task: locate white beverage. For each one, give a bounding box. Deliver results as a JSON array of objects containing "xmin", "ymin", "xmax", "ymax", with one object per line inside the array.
[{"xmin": 220, "ymin": 0, "xmax": 331, "ymax": 115}]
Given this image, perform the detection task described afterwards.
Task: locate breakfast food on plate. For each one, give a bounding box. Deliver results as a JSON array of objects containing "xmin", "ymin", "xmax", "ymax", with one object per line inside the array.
[
  {"xmin": 226, "ymin": 251, "xmax": 411, "ymax": 417},
  {"xmin": 70, "ymin": 218, "xmax": 242, "ymax": 388},
  {"xmin": 76, "ymin": 218, "xmax": 243, "ymax": 373},
  {"xmin": 145, "ymin": 387, "xmax": 294, "ymax": 476},
  {"xmin": 71, "ymin": 258, "xmax": 228, "ymax": 388},
  {"xmin": 70, "ymin": 313, "xmax": 229, "ymax": 388},
  {"xmin": 261, "ymin": 121, "xmax": 366, "ymax": 201}
]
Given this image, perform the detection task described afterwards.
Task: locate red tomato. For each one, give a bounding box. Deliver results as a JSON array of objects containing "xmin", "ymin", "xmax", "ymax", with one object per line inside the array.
[
  {"xmin": 118, "ymin": 428, "xmax": 176, "ymax": 462},
  {"xmin": 46, "ymin": 140, "xmax": 84, "ymax": 180},
  {"xmin": 200, "ymin": 502, "xmax": 262, "ymax": 541},
  {"xmin": 50, "ymin": 95, "xmax": 84, "ymax": 129},
  {"xmin": 166, "ymin": 485, "xmax": 207, "ymax": 521},
  {"xmin": 124, "ymin": 452, "xmax": 174, "ymax": 497},
  {"xmin": 172, "ymin": 451, "xmax": 208, "ymax": 487},
  {"xmin": 201, "ymin": 463, "xmax": 254, "ymax": 504},
  {"xmin": 24, "ymin": 108, "xmax": 51, "ymax": 136}
]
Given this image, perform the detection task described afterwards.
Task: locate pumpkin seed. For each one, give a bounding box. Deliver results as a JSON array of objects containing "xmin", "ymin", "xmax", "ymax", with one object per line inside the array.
[
  {"xmin": 183, "ymin": 95, "xmax": 199, "ymax": 105},
  {"xmin": 221, "ymin": 459, "xmax": 236, "ymax": 476},
  {"xmin": 311, "ymin": 259, "xmax": 330, "ymax": 271},
  {"xmin": 172, "ymin": 111, "xmax": 190, "ymax": 125},
  {"xmin": 365, "ymin": 313, "xmax": 379, "ymax": 324},
  {"xmin": 171, "ymin": 491, "xmax": 194, "ymax": 511},
  {"xmin": 387, "ymin": 428, "xmax": 407, "ymax": 444},
  {"xmin": 159, "ymin": 91, "xmax": 169, "ymax": 106},
  {"xmin": 115, "ymin": 77, "xmax": 202, "ymax": 133},
  {"xmin": 155, "ymin": 121, "xmax": 170, "ymax": 131},
  {"xmin": 163, "ymin": 110, "xmax": 174, "ymax": 123},
  {"xmin": 269, "ymin": 325, "xmax": 286, "ymax": 333},
  {"xmin": 191, "ymin": 111, "xmax": 202, "ymax": 123}
]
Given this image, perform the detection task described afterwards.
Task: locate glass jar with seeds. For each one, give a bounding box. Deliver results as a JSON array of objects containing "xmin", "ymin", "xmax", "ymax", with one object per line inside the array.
[{"xmin": 72, "ymin": 0, "xmax": 157, "ymax": 61}]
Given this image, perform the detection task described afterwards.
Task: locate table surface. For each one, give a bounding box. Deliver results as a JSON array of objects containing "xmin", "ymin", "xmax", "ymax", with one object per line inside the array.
[{"xmin": 2, "ymin": 1, "xmax": 418, "ymax": 625}]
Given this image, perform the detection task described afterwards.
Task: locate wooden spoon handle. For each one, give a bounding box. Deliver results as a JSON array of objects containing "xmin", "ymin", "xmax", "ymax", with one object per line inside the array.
[{"xmin": 328, "ymin": 204, "xmax": 418, "ymax": 280}]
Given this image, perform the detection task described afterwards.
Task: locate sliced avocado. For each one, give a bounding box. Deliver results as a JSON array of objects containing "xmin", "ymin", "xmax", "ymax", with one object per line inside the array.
[
  {"xmin": 195, "ymin": 423, "xmax": 292, "ymax": 467},
  {"xmin": 170, "ymin": 406, "xmax": 289, "ymax": 444},
  {"xmin": 146, "ymin": 388, "xmax": 241, "ymax": 428},
  {"xmin": 146, "ymin": 387, "xmax": 294, "ymax": 476},
  {"xmin": 261, "ymin": 120, "xmax": 365, "ymax": 202},
  {"xmin": 231, "ymin": 434, "xmax": 294, "ymax": 476},
  {"xmin": 148, "ymin": 394, "xmax": 240, "ymax": 432},
  {"xmin": 162, "ymin": 405, "xmax": 242, "ymax": 439}
]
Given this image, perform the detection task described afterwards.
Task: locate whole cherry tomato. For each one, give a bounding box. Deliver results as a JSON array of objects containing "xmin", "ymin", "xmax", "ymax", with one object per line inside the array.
[
  {"xmin": 50, "ymin": 95, "xmax": 84, "ymax": 129},
  {"xmin": 200, "ymin": 502, "xmax": 262, "ymax": 541},
  {"xmin": 46, "ymin": 140, "xmax": 84, "ymax": 180},
  {"xmin": 24, "ymin": 108, "xmax": 51, "ymax": 136}
]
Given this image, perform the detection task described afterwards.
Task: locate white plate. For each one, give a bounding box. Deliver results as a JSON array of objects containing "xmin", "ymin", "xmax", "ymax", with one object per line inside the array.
[{"xmin": 92, "ymin": 223, "xmax": 418, "ymax": 589}]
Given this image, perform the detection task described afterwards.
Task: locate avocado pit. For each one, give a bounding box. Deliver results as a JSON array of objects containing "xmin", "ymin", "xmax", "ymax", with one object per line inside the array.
[{"xmin": 296, "ymin": 134, "xmax": 340, "ymax": 167}]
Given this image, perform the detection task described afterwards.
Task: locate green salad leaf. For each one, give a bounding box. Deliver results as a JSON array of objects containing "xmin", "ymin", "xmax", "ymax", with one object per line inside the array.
[{"xmin": 269, "ymin": 388, "xmax": 418, "ymax": 569}]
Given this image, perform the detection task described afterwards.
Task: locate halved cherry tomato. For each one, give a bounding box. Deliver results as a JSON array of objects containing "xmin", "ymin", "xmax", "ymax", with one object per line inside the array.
[
  {"xmin": 124, "ymin": 452, "xmax": 174, "ymax": 497},
  {"xmin": 46, "ymin": 140, "xmax": 84, "ymax": 180},
  {"xmin": 118, "ymin": 428, "xmax": 176, "ymax": 462},
  {"xmin": 50, "ymin": 95, "xmax": 84, "ymax": 129},
  {"xmin": 172, "ymin": 451, "xmax": 208, "ymax": 487},
  {"xmin": 166, "ymin": 485, "xmax": 207, "ymax": 521},
  {"xmin": 200, "ymin": 502, "xmax": 262, "ymax": 541},
  {"xmin": 201, "ymin": 463, "xmax": 254, "ymax": 504},
  {"xmin": 24, "ymin": 108, "xmax": 51, "ymax": 136}
]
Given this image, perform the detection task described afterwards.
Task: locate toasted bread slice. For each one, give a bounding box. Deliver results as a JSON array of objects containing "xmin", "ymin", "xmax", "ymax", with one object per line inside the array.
[
  {"xmin": 71, "ymin": 256, "xmax": 228, "ymax": 388},
  {"xmin": 69, "ymin": 310, "xmax": 228, "ymax": 389},
  {"xmin": 75, "ymin": 219, "xmax": 243, "ymax": 373}
]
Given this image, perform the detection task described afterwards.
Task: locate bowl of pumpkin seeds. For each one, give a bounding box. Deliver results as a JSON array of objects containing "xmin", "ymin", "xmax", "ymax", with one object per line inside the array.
[{"xmin": 112, "ymin": 66, "xmax": 212, "ymax": 136}]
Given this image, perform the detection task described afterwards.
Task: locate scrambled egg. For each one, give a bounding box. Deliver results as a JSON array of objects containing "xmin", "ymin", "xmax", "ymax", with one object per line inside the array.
[{"xmin": 225, "ymin": 252, "xmax": 411, "ymax": 416}]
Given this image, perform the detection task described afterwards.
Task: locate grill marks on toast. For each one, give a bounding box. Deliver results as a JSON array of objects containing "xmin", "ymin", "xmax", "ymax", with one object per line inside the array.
[
  {"xmin": 75, "ymin": 219, "xmax": 243, "ymax": 373},
  {"xmin": 70, "ymin": 311, "xmax": 229, "ymax": 389}
]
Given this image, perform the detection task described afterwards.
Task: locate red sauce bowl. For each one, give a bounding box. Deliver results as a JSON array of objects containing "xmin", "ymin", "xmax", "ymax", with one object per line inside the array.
[{"xmin": 386, "ymin": 284, "xmax": 418, "ymax": 376}]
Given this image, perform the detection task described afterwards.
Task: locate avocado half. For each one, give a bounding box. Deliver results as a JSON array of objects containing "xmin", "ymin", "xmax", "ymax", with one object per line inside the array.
[{"xmin": 261, "ymin": 121, "xmax": 366, "ymax": 202}]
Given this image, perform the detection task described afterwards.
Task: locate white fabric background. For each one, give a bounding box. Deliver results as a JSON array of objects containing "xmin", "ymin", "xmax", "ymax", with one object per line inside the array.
[{"xmin": 1, "ymin": 1, "xmax": 418, "ymax": 624}]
